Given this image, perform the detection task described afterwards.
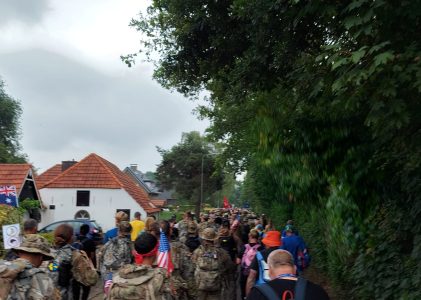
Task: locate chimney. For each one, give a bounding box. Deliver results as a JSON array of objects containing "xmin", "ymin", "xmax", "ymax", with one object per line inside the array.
[
  {"xmin": 62, "ymin": 160, "xmax": 77, "ymax": 172},
  {"xmin": 130, "ymin": 164, "xmax": 138, "ymax": 171}
]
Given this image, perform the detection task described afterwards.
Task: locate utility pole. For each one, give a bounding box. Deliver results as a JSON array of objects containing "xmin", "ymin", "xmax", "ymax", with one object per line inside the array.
[{"xmin": 200, "ymin": 155, "xmax": 204, "ymax": 211}]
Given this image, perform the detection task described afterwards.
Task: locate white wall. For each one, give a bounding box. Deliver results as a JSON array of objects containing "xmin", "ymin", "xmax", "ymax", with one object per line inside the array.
[{"xmin": 39, "ymin": 188, "xmax": 147, "ymax": 231}]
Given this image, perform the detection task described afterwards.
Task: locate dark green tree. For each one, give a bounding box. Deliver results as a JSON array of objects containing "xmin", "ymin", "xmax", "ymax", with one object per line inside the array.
[
  {"xmin": 129, "ymin": 1, "xmax": 421, "ymax": 297},
  {"xmin": 0, "ymin": 79, "xmax": 26, "ymax": 163},
  {"xmin": 156, "ymin": 131, "xmax": 223, "ymax": 216}
]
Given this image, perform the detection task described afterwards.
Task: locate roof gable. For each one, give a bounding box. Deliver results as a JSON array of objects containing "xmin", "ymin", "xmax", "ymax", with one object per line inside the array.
[
  {"xmin": 42, "ymin": 154, "xmax": 160, "ymax": 213},
  {"xmin": 36, "ymin": 164, "xmax": 62, "ymax": 188},
  {"xmin": 0, "ymin": 164, "xmax": 34, "ymax": 196}
]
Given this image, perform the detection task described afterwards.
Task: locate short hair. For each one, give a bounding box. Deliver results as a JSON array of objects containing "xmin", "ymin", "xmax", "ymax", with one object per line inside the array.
[
  {"xmin": 134, "ymin": 212, "xmax": 141, "ymax": 218},
  {"xmin": 135, "ymin": 232, "xmax": 157, "ymax": 254},
  {"xmin": 23, "ymin": 219, "xmax": 38, "ymax": 232},
  {"xmin": 118, "ymin": 221, "xmax": 132, "ymax": 234},
  {"xmin": 267, "ymin": 249, "xmax": 295, "ymax": 269},
  {"xmin": 248, "ymin": 229, "xmax": 259, "ymax": 240},
  {"xmin": 80, "ymin": 224, "xmax": 90, "ymax": 235}
]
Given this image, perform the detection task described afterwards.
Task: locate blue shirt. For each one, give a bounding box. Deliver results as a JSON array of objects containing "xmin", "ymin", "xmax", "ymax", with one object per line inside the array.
[
  {"xmin": 103, "ymin": 227, "xmax": 118, "ymax": 244},
  {"xmin": 281, "ymin": 234, "xmax": 306, "ymax": 263}
]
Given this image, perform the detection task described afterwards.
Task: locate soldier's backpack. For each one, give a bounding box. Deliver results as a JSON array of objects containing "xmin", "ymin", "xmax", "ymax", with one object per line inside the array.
[
  {"xmin": 100, "ymin": 237, "xmax": 133, "ymax": 272},
  {"xmin": 72, "ymin": 249, "xmax": 98, "ymax": 286},
  {"xmin": 194, "ymin": 247, "xmax": 221, "ymax": 292},
  {"xmin": 241, "ymin": 243, "xmax": 260, "ymax": 276},
  {"xmin": 108, "ymin": 264, "xmax": 168, "ymax": 300},
  {"xmin": 0, "ymin": 259, "xmax": 27, "ymax": 299}
]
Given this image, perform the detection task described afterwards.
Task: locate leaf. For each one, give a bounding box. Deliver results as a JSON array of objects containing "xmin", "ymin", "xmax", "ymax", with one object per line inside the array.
[
  {"xmin": 351, "ymin": 49, "xmax": 366, "ymax": 63},
  {"xmin": 346, "ymin": 0, "xmax": 367, "ymax": 12},
  {"xmin": 332, "ymin": 57, "xmax": 349, "ymax": 70},
  {"xmin": 374, "ymin": 51, "xmax": 394, "ymax": 66}
]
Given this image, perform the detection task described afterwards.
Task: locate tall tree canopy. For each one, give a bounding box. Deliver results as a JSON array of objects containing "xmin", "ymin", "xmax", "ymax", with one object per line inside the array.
[
  {"xmin": 130, "ymin": 1, "xmax": 421, "ymax": 297},
  {"xmin": 156, "ymin": 131, "xmax": 223, "ymax": 215},
  {"xmin": 0, "ymin": 79, "xmax": 26, "ymax": 163}
]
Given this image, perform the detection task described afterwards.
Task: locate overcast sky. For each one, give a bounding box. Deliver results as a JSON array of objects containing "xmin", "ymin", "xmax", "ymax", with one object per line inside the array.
[{"xmin": 0, "ymin": 0, "xmax": 208, "ymax": 173}]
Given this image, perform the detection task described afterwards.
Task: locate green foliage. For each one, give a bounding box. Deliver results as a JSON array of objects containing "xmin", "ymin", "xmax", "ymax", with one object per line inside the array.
[
  {"xmin": 156, "ymin": 131, "xmax": 224, "ymax": 216},
  {"xmin": 131, "ymin": 0, "xmax": 421, "ymax": 297},
  {"xmin": 0, "ymin": 79, "xmax": 26, "ymax": 163}
]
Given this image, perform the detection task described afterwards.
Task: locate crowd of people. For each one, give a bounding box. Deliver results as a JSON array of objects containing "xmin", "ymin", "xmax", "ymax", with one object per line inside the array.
[{"xmin": 0, "ymin": 208, "xmax": 330, "ymax": 300}]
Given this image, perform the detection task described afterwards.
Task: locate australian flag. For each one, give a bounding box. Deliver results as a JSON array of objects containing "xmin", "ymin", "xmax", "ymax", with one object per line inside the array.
[
  {"xmin": 157, "ymin": 229, "xmax": 174, "ymax": 275},
  {"xmin": 0, "ymin": 186, "xmax": 18, "ymax": 207}
]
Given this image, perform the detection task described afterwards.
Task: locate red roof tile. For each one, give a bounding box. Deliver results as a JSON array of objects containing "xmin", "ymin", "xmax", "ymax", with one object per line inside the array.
[
  {"xmin": 42, "ymin": 154, "xmax": 160, "ymax": 213},
  {"xmin": 151, "ymin": 199, "xmax": 167, "ymax": 208},
  {"xmin": 36, "ymin": 164, "xmax": 62, "ymax": 188},
  {"xmin": 0, "ymin": 164, "xmax": 33, "ymax": 195}
]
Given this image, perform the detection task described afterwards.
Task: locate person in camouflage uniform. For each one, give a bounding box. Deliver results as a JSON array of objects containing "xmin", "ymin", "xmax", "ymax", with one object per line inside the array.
[
  {"xmin": 164, "ymin": 220, "xmax": 197, "ymax": 300},
  {"xmin": 197, "ymin": 214, "xmax": 210, "ymax": 235},
  {"xmin": 49, "ymin": 223, "xmax": 75, "ymax": 300},
  {"xmin": 107, "ymin": 232, "xmax": 172, "ymax": 300},
  {"xmin": 5, "ymin": 234, "xmax": 59, "ymax": 300},
  {"xmin": 177, "ymin": 211, "xmax": 195, "ymax": 243},
  {"xmin": 192, "ymin": 228, "xmax": 234, "ymax": 300},
  {"xmin": 99, "ymin": 221, "xmax": 133, "ymax": 283}
]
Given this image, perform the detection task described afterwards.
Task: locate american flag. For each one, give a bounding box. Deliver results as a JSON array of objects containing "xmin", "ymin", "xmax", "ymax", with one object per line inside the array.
[
  {"xmin": 103, "ymin": 272, "xmax": 113, "ymax": 295},
  {"xmin": 157, "ymin": 229, "xmax": 174, "ymax": 275}
]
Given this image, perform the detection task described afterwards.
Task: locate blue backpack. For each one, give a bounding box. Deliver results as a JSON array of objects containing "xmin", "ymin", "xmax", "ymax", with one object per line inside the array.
[{"xmin": 255, "ymin": 251, "xmax": 272, "ymax": 285}]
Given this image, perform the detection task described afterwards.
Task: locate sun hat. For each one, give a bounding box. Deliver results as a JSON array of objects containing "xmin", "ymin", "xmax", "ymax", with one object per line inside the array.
[
  {"xmin": 200, "ymin": 228, "xmax": 217, "ymax": 241},
  {"xmin": 13, "ymin": 234, "xmax": 54, "ymax": 260},
  {"xmin": 261, "ymin": 231, "xmax": 282, "ymax": 248}
]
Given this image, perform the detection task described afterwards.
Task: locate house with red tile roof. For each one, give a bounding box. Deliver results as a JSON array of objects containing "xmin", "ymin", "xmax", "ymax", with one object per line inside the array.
[
  {"xmin": 38, "ymin": 153, "xmax": 160, "ymax": 230},
  {"xmin": 0, "ymin": 164, "xmax": 42, "ymax": 220}
]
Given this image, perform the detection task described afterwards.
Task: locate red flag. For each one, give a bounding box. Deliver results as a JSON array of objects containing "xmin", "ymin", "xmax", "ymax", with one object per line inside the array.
[{"xmin": 223, "ymin": 196, "xmax": 231, "ymax": 208}]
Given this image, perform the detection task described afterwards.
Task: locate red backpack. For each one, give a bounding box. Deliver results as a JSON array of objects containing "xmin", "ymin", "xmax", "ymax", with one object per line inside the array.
[{"xmin": 241, "ymin": 244, "xmax": 260, "ymax": 275}]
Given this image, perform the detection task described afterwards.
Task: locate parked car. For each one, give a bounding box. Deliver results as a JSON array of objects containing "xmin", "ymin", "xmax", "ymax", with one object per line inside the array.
[{"xmin": 38, "ymin": 219, "xmax": 103, "ymax": 244}]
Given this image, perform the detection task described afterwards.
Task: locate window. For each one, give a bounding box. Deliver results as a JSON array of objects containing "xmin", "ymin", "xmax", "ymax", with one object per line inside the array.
[
  {"xmin": 74, "ymin": 210, "xmax": 90, "ymax": 219},
  {"xmin": 76, "ymin": 191, "xmax": 90, "ymax": 206}
]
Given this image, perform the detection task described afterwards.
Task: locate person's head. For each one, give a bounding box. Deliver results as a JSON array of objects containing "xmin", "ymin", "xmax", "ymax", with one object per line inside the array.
[
  {"xmin": 200, "ymin": 214, "xmax": 209, "ymax": 222},
  {"xmin": 200, "ymin": 228, "xmax": 216, "ymax": 246},
  {"xmin": 187, "ymin": 221, "xmax": 198, "ymax": 236},
  {"xmin": 23, "ymin": 219, "xmax": 38, "ymax": 234},
  {"xmin": 54, "ymin": 224, "xmax": 73, "ymax": 248},
  {"xmin": 248, "ymin": 229, "xmax": 259, "ymax": 242},
  {"xmin": 160, "ymin": 220, "xmax": 171, "ymax": 237},
  {"xmin": 285, "ymin": 225, "xmax": 295, "ymax": 236},
  {"xmin": 184, "ymin": 211, "xmax": 192, "ymax": 221},
  {"xmin": 80, "ymin": 224, "xmax": 90, "ymax": 236},
  {"xmin": 145, "ymin": 217, "xmax": 156, "ymax": 230},
  {"xmin": 261, "ymin": 230, "xmax": 282, "ymax": 248},
  {"xmin": 148, "ymin": 221, "xmax": 160, "ymax": 239},
  {"xmin": 267, "ymin": 249, "xmax": 296, "ymax": 279},
  {"xmin": 134, "ymin": 232, "xmax": 158, "ymax": 266},
  {"xmin": 14, "ymin": 234, "xmax": 54, "ymax": 267},
  {"xmin": 115, "ymin": 211, "xmax": 129, "ymax": 225},
  {"xmin": 118, "ymin": 221, "xmax": 132, "ymax": 237},
  {"xmin": 134, "ymin": 212, "xmax": 141, "ymax": 220}
]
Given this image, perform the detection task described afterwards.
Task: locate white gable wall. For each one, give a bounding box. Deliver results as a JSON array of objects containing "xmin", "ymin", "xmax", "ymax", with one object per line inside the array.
[{"xmin": 39, "ymin": 188, "xmax": 147, "ymax": 231}]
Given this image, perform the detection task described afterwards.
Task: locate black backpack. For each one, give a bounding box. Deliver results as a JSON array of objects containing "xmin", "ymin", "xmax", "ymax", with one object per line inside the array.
[{"xmin": 255, "ymin": 277, "xmax": 307, "ymax": 300}]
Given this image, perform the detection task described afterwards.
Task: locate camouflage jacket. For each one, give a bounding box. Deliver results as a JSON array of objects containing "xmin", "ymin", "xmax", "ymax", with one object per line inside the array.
[
  {"xmin": 48, "ymin": 244, "xmax": 73, "ymax": 300},
  {"xmin": 8, "ymin": 258, "xmax": 59, "ymax": 300},
  {"xmin": 192, "ymin": 244, "xmax": 233, "ymax": 275},
  {"xmin": 107, "ymin": 264, "xmax": 172, "ymax": 300},
  {"xmin": 197, "ymin": 222, "xmax": 210, "ymax": 235},
  {"xmin": 99, "ymin": 236, "xmax": 133, "ymax": 276}
]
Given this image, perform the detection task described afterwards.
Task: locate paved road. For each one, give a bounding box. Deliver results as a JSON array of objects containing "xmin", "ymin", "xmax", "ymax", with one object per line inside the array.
[{"xmin": 88, "ymin": 280, "xmax": 104, "ymax": 300}]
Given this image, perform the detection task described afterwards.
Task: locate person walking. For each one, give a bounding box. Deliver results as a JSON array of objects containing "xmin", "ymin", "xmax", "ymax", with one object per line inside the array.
[
  {"xmin": 103, "ymin": 211, "xmax": 129, "ymax": 244},
  {"xmin": 192, "ymin": 228, "xmax": 234, "ymax": 300},
  {"xmin": 2, "ymin": 234, "xmax": 59, "ymax": 300},
  {"xmin": 5, "ymin": 218, "xmax": 39, "ymax": 261},
  {"xmin": 130, "ymin": 212, "xmax": 145, "ymax": 241},
  {"xmin": 246, "ymin": 230, "xmax": 282, "ymax": 297},
  {"xmin": 72, "ymin": 224, "xmax": 96, "ymax": 300},
  {"xmin": 281, "ymin": 225, "xmax": 308, "ymax": 273},
  {"xmin": 106, "ymin": 232, "xmax": 172, "ymax": 300},
  {"xmin": 247, "ymin": 249, "xmax": 329, "ymax": 300}
]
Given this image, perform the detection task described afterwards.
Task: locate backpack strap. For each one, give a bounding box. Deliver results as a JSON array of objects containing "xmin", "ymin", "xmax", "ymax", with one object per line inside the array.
[
  {"xmin": 255, "ymin": 283, "xmax": 278, "ymax": 300},
  {"xmin": 294, "ymin": 277, "xmax": 307, "ymax": 300}
]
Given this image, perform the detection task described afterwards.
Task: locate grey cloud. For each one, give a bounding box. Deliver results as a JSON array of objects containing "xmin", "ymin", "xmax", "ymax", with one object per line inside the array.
[
  {"xmin": 0, "ymin": 49, "xmax": 207, "ymax": 171},
  {"xmin": 0, "ymin": 0, "xmax": 50, "ymax": 26}
]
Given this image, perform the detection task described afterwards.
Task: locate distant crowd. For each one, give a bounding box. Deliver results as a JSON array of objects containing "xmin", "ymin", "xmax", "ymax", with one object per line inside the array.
[{"xmin": 0, "ymin": 208, "xmax": 329, "ymax": 300}]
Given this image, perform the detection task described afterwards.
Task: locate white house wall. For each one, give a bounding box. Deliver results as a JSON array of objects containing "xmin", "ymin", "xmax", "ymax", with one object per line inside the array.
[{"xmin": 39, "ymin": 188, "xmax": 147, "ymax": 231}]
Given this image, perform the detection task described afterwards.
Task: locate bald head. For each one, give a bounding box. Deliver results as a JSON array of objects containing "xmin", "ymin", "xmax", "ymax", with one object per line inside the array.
[{"xmin": 267, "ymin": 249, "xmax": 296, "ymax": 279}]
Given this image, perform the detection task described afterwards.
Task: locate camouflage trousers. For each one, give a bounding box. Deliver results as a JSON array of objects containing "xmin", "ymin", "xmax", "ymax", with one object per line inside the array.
[
  {"xmin": 171, "ymin": 275, "xmax": 197, "ymax": 300},
  {"xmin": 196, "ymin": 291, "xmax": 221, "ymax": 300}
]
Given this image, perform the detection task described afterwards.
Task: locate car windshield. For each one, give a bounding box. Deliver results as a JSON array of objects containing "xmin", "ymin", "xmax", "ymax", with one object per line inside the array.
[{"xmin": 90, "ymin": 221, "xmax": 101, "ymax": 230}]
